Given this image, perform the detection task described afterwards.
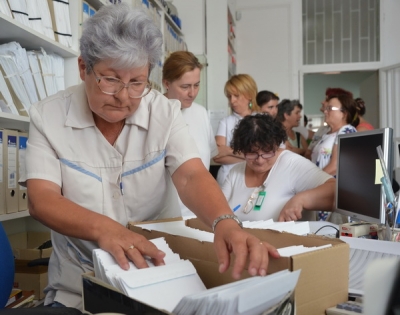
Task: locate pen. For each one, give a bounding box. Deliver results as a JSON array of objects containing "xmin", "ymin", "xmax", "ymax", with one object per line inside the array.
[
  {"xmin": 233, "ymin": 204, "xmax": 240, "ymax": 212},
  {"xmin": 120, "ymin": 181, "xmax": 124, "ymax": 196}
]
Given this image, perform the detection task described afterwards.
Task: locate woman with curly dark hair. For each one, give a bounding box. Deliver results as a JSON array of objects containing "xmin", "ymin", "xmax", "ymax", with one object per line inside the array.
[{"xmin": 221, "ymin": 114, "xmax": 335, "ymax": 222}]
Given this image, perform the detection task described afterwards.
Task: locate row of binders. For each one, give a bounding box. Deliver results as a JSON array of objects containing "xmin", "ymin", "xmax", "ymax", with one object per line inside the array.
[
  {"xmin": 0, "ymin": 41, "xmax": 64, "ymax": 117},
  {"xmin": 0, "ymin": 0, "xmax": 72, "ymax": 48},
  {"xmin": 93, "ymin": 237, "xmax": 301, "ymax": 315},
  {"xmin": 0, "ymin": 129, "xmax": 28, "ymax": 215}
]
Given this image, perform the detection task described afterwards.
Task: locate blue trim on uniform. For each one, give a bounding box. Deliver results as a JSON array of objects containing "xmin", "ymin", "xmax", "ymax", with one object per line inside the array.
[
  {"xmin": 59, "ymin": 158, "xmax": 102, "ymax": 182},
  {"xmin": 122, "ymin": 150, "xmax": 166, "ymax": 178}
]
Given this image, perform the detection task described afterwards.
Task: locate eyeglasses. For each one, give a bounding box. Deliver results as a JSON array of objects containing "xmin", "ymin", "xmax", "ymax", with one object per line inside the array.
[
  {"xmin": 244, "ymin": 151, "xmax": 275, "ymax": 161},
  {"xmin": 243, "ymin": 184, "xmax": 265, "ymax": 214},
  {"xmin": 323, "ymin": 106, "xmax": 343, "ymax": 112},
  {"xmin": 91, "ymin": 69, "xmax": 151, "ymax": 99}
]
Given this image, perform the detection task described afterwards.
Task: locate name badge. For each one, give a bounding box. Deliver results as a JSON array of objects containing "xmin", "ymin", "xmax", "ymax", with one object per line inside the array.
[{"xmin": 253, "ymin": 191, "xmax": 266, "ymax": 211}]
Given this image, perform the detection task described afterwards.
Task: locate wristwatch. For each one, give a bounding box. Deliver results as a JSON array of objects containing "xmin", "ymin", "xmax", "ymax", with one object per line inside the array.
[{"xmin": 212, "ymin": 214, "xmax": 243, "ymax": 232}]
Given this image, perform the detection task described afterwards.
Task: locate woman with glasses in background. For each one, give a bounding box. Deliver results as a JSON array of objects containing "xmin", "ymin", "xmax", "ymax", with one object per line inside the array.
[
  {"xmin": 311, "ymin": 94, "xmax": 358, "ymax": 176},
  {"xmin": 221, "ymin": 114, "xmax": 335, "ymax": 222},
  {"xmin": 310, "ymin": 93, "xmax": 358, "ymax": 222}
]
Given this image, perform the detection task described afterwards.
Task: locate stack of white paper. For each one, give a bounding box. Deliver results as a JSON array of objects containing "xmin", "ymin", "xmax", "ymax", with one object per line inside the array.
[
  {"xmin": 93, "ymin": 236, "xmax": 302, "ymax": 314},
  {"xmin": 93, "ymin": 237, "xmax": 206, "ymax": 313},
  {"xmin": 0, "ymin": 50, "xmax": 31, "ymax": 116},
  {"xmin": 243, "ymin": 220, "xmax": 311, "ymax": 235},
  {"xmin": 25, "ymin": 1, "xmax": 45, "ymax": 35},
  {"xmin": 173, "ymin": 269, "xmax": 301, "ymax": 315},
  {"xmin": 48, "ymin": 0, "xmax": 72, "ymax": 47},
  {"xmin": 49, "ymin": 53, "xmax": 65, "ymax": 92},
  {"xmin": 35, "ymin": 0, "xmax": 55, "ymax": 40},
  {"xmin": 341, "ymin": 236, "xmax": 400, "ymax": 294},
  {"xmin": 0, "ymin": 42, "xmax": 39, "ymax": 106},
  {"xmin": 0, "ymin": 0, "xmax": 12, "ymax": 17},
  {"xmin": 0, "ymin": 74, "xmax": 19, "ymax": 114},
  {"xmin": 277, "ymin": 244, "xmax": 332, "ymax": 257},
  {"xmin": 36, "ymin": 48, "xmax": 57, "ymax": 97},
  {"xmin": 27, "ymin": 51, "xmax": 47, "ymax": 101},
  {"xmin": 8, "ymin": 0, "xmax": 31, "ymax": 28}
]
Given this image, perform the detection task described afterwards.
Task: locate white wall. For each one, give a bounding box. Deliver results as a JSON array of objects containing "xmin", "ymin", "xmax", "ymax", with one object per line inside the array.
[
  {"xmin": 381, "ymin": 0, "xmax": 400, "ymax": 67},
  {"xmin": 172, "ymin": 0, "xmax": 205, "ymax": 55},
  {"xmin": 205, "ymin": 0, "xmax": 229, "ymax": 112},
  {"xmin": 235, "ymin": 0, "xmax": 301, "ymax": 100}
]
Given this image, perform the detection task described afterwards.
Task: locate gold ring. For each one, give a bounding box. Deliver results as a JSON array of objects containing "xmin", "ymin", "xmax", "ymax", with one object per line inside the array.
[{"xmin": 128, "ymin": 245, "xmax": 135, "ymax": 250}]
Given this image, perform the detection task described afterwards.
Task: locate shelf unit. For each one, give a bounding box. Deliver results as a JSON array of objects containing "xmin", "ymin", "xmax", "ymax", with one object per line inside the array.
[{"xmin": 0, "ymin": 2, "xmax": 81, "ymax": 232}]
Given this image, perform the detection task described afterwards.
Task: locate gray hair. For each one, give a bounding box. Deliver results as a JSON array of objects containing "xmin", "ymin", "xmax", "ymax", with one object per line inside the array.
[
  {"xmin": 276, "ymin": 99, "xmax": 303, "ymax": 123},
  {"xmin": 80, "ymin": 3, "xmax": 163, "ymax": 73}
]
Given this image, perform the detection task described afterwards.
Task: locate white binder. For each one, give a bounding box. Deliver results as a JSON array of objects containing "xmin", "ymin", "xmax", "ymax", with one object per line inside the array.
[
  {"xmin": 18, "ymin": 132, "xmax": 28, "ymax": 211},
  {"xmin": 3, "ymin": 129, "xmax": 19, "ymax": 214}
]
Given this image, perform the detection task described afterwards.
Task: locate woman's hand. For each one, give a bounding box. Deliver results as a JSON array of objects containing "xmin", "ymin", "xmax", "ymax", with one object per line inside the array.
[
  {"xmin": 213, "ymin": 219, "xmax": 280, "ymax": 279},
  {"xmin": 278, "ymin": 196, "xmax": 304, "ymax": 221},
  {"xmin": 97, "ymin": 223, "xmax": 166, "ymax": 270}
]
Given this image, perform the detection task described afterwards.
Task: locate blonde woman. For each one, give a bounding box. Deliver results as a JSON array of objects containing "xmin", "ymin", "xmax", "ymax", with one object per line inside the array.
[{"xmin": 213, "ymin": 74, "xmax": 259, "ymax": 186}]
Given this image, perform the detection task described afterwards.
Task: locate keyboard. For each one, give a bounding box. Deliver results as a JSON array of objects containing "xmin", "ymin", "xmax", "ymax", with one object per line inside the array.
[{"xmin": 326, "ymin": 300, "xmax": 363, "ymax": 314}]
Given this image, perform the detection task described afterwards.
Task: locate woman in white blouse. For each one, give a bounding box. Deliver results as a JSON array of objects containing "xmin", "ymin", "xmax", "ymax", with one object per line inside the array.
[
  {"xmin": 222, "ymin": 114, "xmax": 335, "ymax": 222},
  {"xmin": 213, "ymin": 74, "xmax": 259, "ymax": 186}
]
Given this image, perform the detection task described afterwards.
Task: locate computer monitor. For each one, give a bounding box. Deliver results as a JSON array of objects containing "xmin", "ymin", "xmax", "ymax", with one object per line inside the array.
[{"xmin": 336, "ymin": 127, "xmax": 394, "ymax": 224}]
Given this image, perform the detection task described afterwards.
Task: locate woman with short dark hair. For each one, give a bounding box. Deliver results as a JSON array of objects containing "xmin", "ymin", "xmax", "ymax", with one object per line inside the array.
[
  {"xmin": 276, "ymin": 99, "xmax": 308, "ymax": 156},
  {"xmin": 222, "ymin": 114, "xmax": 335, "ymax": 222}
]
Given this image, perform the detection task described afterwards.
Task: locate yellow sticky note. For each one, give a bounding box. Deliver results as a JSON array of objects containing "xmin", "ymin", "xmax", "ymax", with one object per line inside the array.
[{"xmin": 375, "ymin": 159, "xmax": 384, "ymax": 184}]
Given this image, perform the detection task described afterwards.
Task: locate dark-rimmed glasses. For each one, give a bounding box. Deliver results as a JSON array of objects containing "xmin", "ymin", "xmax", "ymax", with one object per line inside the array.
[
  {"xmin": 244, "ymin": 151, "xmax": 275, "ymax": 161},
  {"xmin": 91, "ymin": 69, "xmax": 151, "ymax": 99}
]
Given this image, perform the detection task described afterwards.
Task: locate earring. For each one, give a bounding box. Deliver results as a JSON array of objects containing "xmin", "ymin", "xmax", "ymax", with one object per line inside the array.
[{"xmin": 249, "ymin": 102, "xmax": 253, "ymax": 109}]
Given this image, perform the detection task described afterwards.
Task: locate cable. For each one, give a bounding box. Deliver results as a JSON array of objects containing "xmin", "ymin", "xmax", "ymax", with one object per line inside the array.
[{"xmin": 314, "ymin": 225, "xmax": 340, "ymax": 238}]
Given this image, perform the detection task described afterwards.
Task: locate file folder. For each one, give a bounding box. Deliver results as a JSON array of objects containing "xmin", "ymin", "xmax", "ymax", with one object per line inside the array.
[
  {"xmin": 47, "ymin": 0, "xmax": 73, "ymax": 47},
  {"xmin": 18, "ymin": 132, "xmax": 28, "ymax": 211},
  {"xmin": 0, "ymin": 130, "xmax": 5, "ymax": 215},
  {"xmin": 3, "ymin": 129, "xmax": 19, "ymax": 213}
]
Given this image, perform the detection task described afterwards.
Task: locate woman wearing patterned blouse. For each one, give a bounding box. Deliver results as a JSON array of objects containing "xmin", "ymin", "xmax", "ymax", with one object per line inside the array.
[{"xmin": 311, "ymin": 93, "xmax": 358, "ymax": 176}]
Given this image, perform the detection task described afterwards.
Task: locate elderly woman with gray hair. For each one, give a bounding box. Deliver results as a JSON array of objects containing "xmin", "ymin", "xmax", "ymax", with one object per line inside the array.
[{"xmin": 20, "ymin": 4, "xmax": 278, "ymax": 309}]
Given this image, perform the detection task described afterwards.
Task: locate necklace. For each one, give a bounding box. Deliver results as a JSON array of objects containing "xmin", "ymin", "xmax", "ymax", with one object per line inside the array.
[{"xmin": 112, "ymin": 119, "xmax": 125, "ymax": 147}]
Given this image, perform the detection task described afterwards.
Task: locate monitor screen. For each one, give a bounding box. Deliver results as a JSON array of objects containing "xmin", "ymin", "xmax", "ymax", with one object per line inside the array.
[{"xmin": 336, "ymin": 128, "xmax": 394, "ymax": 224}]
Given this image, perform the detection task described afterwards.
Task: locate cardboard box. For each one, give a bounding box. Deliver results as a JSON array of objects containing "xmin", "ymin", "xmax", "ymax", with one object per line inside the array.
[
  {"xmin": 13, "ymin": 260, "xmax": 48, "ymax": 299},
  {"xmin": 8, "ymin": 231, "xmax": 52, "ymax": 260},
  {"xmin": 82, "ymin": 219, "xmax": 349, "ymax": 315}
]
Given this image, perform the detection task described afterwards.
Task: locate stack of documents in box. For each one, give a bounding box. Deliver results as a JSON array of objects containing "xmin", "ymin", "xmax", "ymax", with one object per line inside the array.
[
  {"xmin": 93, "ymin": 236, "xmax": 302, "ymax": 315},
  {"xmin": 93, "ymin": 237, "xmax": 207, "ymax": 313},
  {"xmin": 243, "ymin": 219, "xmax": 311, "ymax": 235},
  {"xmin": 173, "ymin": 269, "xmax": 300, "ymax": 315}
]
